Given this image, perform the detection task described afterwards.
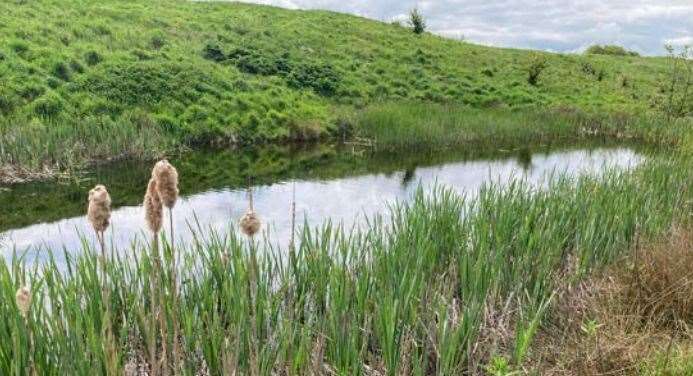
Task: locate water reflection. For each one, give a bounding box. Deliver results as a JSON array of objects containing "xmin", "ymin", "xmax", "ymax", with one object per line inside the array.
[{"xmin": 0, "ymin": 142, "xmax": 643, "ymax": 265}]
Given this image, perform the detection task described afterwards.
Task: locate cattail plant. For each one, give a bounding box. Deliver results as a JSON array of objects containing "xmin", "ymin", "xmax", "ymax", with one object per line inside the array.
[
  {"xmin": 239, "ymin": 188, "xmax": 261, "ymax": 238},
  {"xmin": 144, "ymin": 178, "xmax": 163, "ymax": 238},
  {"xmin": 87, "ymin": 184, "xmax": 111, "ymax": 261},
  {"xmin": 143, "ymin": 177, "xmax": 165, "ymax": 375},
  {"xmin": 15, "ymin": 286, "xmax": 31, "ymax": 319},
  {"xmin": 239, "ymin": 187, "xmax": 262, "ymax": 376},
  {"xmin": 152, "ymin": 160, "xmax": 179, "ymax": 243},
  {"xmin": 152, "ymin": 159, "xmax": 181, "ymax": 372},
  {"xmin": 87, "ymin": 184, "xmax": 117, "ymax": 374},
  {"xmin": 15, "ymin": 286, "xmax": 34, "ymax": 375}
]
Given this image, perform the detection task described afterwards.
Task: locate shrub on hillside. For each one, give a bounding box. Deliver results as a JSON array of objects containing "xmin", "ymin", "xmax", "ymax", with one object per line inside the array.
[
  {"xmin": 33, "ymin": 92, "xmax": 64, "ymax": 118},
  {"xmin": 286, "ymin": 63, "xmax": 340, "ymax": 96},
  {"xmin": 0, "ymin": 88, "xmax": 14, "ymax": 115},
  {"xmin": 202, "ymin": 41, "xmax": 225, "ymax": 62},
  {"xmin": 585, "ymin": 45, "xmax": 639, "ymax": 57},
  {"xmin": 51, "ymin": 61, "xmax": 72, "ymax": 81},
  {"xmin": 409, "ymin": 8, "xmax": 426, "ymax": 35},
  {"xmin": 79, "ymin": 62, "xmax": 230, "ymax": 107},
  {"xmin": 527, "ymin": 56, "xmax": 547, "ymax": 86},
  {"xmin": 84, "ymin": 50, "xmax": 102, "ymax": 66}
]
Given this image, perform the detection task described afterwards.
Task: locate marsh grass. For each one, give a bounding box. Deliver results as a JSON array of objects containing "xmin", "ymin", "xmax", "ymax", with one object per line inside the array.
[
  {"xmin": 358, "ymin": 102, "xmax": 693, "ymax": 150},
  {"xmin": 0, "ymin": 154, "xmax": 689, "ymax": 374}
]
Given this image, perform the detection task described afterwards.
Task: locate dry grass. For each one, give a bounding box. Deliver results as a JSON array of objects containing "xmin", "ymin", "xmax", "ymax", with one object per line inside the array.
[{"xmin": 531, "ymin": 225, "xmax": 693, "ymax": 375}]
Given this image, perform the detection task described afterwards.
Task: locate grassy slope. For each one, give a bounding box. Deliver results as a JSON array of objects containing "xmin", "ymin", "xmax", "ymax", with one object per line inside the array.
[{"xmin": 0, "ymin": 0, "xmax": 680, "ymax": 178}]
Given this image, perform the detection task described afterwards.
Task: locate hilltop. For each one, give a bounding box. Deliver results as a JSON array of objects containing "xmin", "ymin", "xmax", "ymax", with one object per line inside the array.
[{"xmin": 0, "ymin": 0, "xmax": 683, "ymax": 181}]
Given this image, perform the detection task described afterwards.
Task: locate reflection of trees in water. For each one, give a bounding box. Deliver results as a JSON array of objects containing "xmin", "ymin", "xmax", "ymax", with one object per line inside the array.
[
  {"xmin": 401, "ymin": 166, "xmax": 416, "ymax": 187},
  {"xmin": 516, "ymin": 147, "xmax": 533, "ymax": 171}
]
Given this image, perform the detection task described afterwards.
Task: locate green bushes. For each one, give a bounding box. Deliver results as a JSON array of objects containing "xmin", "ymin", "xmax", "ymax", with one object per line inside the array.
[
  {"xmin": 527, "ymin": 55, "xmax": 547, "ymax": 86},
  {"xmin": 409, "ymin": 8, "xmax": 426, "ymax": 35},
  {"xmin": 32, "ymin": 92, "xmax": 63, "ymax": 118},
  {"xmin": 218, "ymin": 45, "xmax": 342, "ymax": 96},
  {"xmin": 286, "ymin": 62, "xmax": 340, "ymax": 96},
  {"xmin": 84, "ymin": 50, "xmax": 102, "ymax": 66},
  {"xmin": 586, "ymin": 44, "xmax": 639, "ymax": 57}
]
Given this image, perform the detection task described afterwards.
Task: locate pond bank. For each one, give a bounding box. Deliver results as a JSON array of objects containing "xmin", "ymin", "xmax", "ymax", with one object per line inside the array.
[{"xmin": 1, "ymin": 104, "xmax": 689, "ymax": 185}]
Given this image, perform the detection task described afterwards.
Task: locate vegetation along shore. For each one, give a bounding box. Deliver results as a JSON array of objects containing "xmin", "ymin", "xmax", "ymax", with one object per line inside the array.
[{"xmin": 0, "ymin": 0, "xmax": 691, "ymax": 183}]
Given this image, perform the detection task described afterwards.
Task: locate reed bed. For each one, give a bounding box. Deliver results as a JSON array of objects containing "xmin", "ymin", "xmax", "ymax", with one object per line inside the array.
[
  {"xmin": 0, "ymin": 155, "xmax": 690, "ymax": 375},
  {"xmin": 358, "ymin": 102, "xmax": 693, "ymax": 150}
]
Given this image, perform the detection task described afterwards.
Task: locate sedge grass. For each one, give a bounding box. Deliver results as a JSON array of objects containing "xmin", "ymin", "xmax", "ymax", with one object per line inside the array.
[{"xmin": 0, "ymin": 154, "xmax": 690, "ymax": 374}]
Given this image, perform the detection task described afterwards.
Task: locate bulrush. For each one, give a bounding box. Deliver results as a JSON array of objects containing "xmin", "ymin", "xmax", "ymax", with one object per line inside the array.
[
  {"xmin": 144, "ymin": 178, "xmax": 163, "ymax": 234},
  {"xmin": 240, "ymin": 188, "xmax": 261, "ymax": 238},
  {"xmin": 15, "ymin": 286, "xmax": 31, "ymax": 318},
  {"xmin": 152, "ymin": 160, "xmax": 179, "ymax": 209},
  {"xmin": 152, "ymin": 159, "xmax": 181, "ymax": 372},
  {"xmin": 87, "ymin": 184, "xmax": 112, "ymax": 234},
  {"xmin": 240, "ymin": 210, "xmax": 261, "ymax": 237}
]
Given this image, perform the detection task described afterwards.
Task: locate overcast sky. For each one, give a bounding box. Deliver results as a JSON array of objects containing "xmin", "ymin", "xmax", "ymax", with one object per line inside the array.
[{"xmin": 236, "ymin": 0, "xmax": 693, "ymax": 56}]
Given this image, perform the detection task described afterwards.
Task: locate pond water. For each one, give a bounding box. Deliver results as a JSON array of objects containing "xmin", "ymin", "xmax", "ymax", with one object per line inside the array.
[{"xmin": 0, "ymin": 141, "xmax": 643, "ymax": 265}]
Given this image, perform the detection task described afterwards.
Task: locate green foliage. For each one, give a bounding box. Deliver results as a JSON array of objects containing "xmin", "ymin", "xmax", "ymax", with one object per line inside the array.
[
  {"xmin": 0, "ymin": 154, "xmax": 689, "ymax": 374},
  {"xmin": 84, "ymin": 50, "xmax": 102, "ymax": 66},
  {"xmin": 409, "ymin": 8, "xmax": 426, "ymax": 34},
  {"xmin": 0, "ymin": 0, "xmax": 685, "ymax": 178},
  {"xmin": 527, "ymin": 55, "xmax": 547, "ymax": 86},
  {"xmin": 50, "ymin": 60, "xmax": 72, "ymax": 81},
  {"xmin": 586, "ymin": 44, "xmax": 640, "ymax": 57},
  {"xmin": 32, "ymin": 91, "xmax": 63, "ymax": 118}
]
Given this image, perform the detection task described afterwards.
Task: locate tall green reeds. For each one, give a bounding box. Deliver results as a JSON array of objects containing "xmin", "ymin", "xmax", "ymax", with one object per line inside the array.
[{"xmin": 0, "ymin": 154, "xmax": 689, "ymax": 374}]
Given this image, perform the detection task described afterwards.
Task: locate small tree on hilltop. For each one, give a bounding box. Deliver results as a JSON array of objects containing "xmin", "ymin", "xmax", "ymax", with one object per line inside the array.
[{"xmin": 409, "ymin": 8, "xmax": 426, "ymax": 35}]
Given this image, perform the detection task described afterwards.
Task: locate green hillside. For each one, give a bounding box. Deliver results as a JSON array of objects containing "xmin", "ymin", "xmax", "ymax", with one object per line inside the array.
[{"xmin": 0, "ymin": 0, "xmax": 684, "ymax": 181}]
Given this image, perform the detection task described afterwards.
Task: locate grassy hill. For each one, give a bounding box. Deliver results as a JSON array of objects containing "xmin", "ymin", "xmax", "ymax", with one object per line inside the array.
[{"xmin": 0, "ymin": 0, "xmax": 685, "ymax": 181}]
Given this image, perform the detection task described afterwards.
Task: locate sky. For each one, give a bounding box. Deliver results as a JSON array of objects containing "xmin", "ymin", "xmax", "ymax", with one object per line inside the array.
[{"xmin": 236, "ymin": 0, "xmax": 693, "ymax": 56}]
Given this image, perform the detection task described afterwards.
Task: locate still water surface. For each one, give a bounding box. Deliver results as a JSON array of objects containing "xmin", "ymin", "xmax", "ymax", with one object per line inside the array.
[{"xmin": 0, "ymin": 142, "xmax": 642, "ymax": 265}]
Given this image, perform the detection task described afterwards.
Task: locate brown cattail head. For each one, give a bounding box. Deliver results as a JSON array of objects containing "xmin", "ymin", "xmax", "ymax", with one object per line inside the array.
[
  {"xmin": 15, "ymin": 286, "xmax": 31, "ymax": 318},
  {"xmin": 152, "ymin": 160, "xmax": 179, "ymax": 209},
  {"xmin": 144, "ymin": 178, "xmax": 163, "ymax": 233},
  {"xmin": 87, "ymin": 184, "xmax": 111, "ymax": 233},
  {"xmin": 239, "ymin": 210, "xmax": 261, "ymax": 237}
]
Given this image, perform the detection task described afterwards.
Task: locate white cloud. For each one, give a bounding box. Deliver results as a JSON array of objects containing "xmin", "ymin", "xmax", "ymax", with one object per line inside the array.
[{"xmin": 231, "ymin": 0, "xmax": 693, "ymax": 55}]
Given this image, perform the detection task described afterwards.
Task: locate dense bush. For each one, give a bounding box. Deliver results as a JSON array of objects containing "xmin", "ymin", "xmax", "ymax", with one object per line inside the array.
[
  {"xmin": 286, "ymin": 62, "xmax": 341, "ymax": 96},
  {"xmin": 78, "ymin": 62, "xmax": 230, "ymax": 107},
  {"xmin": 409, "ymin": 8, "xmax": 426, "ymax": 35},
  {"xmin": 585, "ymin": 45, "xmax": 639, "ymax": 57},
  {"xmin": 527, "ymin": 56, "xmax": 546, "ymax": 86},
  {"xmin": 51, "ymin": 61, "xmax": 72, "ymax": 81},
  {"xmin": 202, "ymin": 41, "xmax": 225, "ymax": 62},
  {"xmin": 33, "ymin": 92, "xmax": 64, "ymax": 118},
  {"xmin": 84, "ymin": 50, "xmax": 102, "ymax": 66}
]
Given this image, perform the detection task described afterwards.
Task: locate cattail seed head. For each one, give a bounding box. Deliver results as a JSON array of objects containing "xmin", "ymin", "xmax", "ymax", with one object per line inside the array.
[
  {"xmin": 239, "ymin": 210, "xmax": 261, "ymax": 237},
  {"xmin": 15, "ymin": 286, "xmax": 31, "ymax": 318},
  {"xmin": 87, "ymin": 184, "xmax": 111, "ymax": 233},
  {"xmin": 152, "ymin": 160, "xmax": 179, "ymax": 209},
  {"xmin": 144, "ymin": 178, "xmax": 163, "ymax": 233}
]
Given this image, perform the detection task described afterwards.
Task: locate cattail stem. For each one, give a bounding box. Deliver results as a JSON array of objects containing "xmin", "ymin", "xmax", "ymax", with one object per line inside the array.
[
  {"xmin": 96, "ymin": 230, "xmax": 118, "ymax": 375},
  {"xmin": 168, "ymin": 209, "xmax": 181, "ymax": 373},
  {"xmin": 247, "ymin": 240, "xmax": 260, "ymax": 376}
]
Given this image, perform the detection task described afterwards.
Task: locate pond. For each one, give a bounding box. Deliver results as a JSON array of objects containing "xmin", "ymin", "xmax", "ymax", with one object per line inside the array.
[{"xmin": 0, "ymin": 140, "xmax": 643, "ymax": 265}]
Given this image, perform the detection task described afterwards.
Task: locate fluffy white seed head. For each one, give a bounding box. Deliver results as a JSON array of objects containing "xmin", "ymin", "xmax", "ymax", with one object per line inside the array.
[
  {"xmin": 152, "ymin": 160, "xmax": 179, "ymax": 209},
  {"xmin": 239, "ymin": 210, "xmax": 261, "ymax": 237},
  {"xmin": 144, "ymin": 178, "xmax": 163, "ymax": 233},
  {"xmin": 87, "ymin": 184, "xmax": 111, "ymax": 233},
  {"xmin": 15, "ymin": 286, "xmax": 31, "ymax": 318}
]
